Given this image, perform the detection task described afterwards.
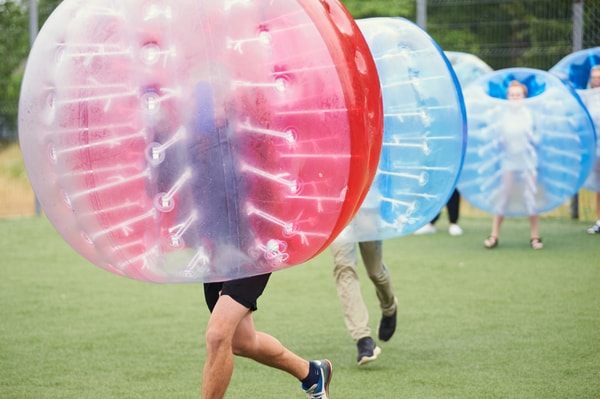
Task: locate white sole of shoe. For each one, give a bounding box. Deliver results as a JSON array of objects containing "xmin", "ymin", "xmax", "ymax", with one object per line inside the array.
[{"xmin": 357, "ymin": 346, "xmax": 382, "ymax": 366}]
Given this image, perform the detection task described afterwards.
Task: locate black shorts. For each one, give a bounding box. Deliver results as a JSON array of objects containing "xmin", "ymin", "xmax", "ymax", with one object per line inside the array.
[{"xmin": 204, "ymin": 273, "xmax": 271, "ymax": 312}]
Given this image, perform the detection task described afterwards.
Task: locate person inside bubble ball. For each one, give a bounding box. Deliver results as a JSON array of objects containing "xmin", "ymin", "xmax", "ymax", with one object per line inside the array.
[
  {"xmin": 585, "ymin": 65, "xmax": 600, "ymax": 234},
  {"xmin": 195, "ymin": 80, "xmax": 332, "ymax": 398},
  {"xmin": 329, "ymin": 240, "xmax": 398, "ymax": 366},
  {"xmin": 484, "ymin": 80, "xmax": 544, "ymax": 249},
  {"xmin": 150, "ymin": 78, "xmax": 332, "ymax": 399}
]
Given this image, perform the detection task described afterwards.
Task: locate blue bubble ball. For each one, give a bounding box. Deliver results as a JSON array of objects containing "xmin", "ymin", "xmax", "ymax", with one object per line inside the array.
[
  {"xmin": 457, "ymin": 67, "xmax": 596, "ymax": 216},
  {"xmin": 334, "ymin": 17, "xmax": 466, "ymax": 243},
  {"xmin": 445, "ymin": 51, "xmax": 494, "ymax": 89},
  {"xmin": 550, "ymin": 47, "xmax": 600, "ymax": 192}
]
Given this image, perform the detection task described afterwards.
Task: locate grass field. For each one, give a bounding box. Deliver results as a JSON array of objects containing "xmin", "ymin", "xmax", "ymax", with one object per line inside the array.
[{"xmin": 1, "ymin": 215, "xmax": 598, "ymax": 399}]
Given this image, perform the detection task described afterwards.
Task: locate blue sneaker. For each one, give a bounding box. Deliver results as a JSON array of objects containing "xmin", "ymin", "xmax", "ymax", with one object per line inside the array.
[{"xmin": 303, "ymin": 359, "xmax": 332, "ymax": 398}]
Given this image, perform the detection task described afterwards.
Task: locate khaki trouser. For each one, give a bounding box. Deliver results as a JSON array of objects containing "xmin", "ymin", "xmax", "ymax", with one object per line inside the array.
[{"xmin": 330, "ymin": 240, "xmax": 396, "ymax": 342}]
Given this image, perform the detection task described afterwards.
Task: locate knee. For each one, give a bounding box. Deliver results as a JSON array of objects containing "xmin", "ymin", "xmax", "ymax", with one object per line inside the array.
[
  {"xmin": 205, "ymin": 326, "xmax": 232, "ymax": 354},
  {"xmin": 333, "ymin": 263, "xmax": 358, "ymax": 281},
  {"xmin": 367, "ymin": 263, "xmax": 388, "ymax": 283}
]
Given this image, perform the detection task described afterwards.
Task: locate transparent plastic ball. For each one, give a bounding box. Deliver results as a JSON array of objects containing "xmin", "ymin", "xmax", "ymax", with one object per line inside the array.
[
  {"xmin": 550, "ymin": 47, "xmax": 600, "ymax": 192},
  {"xmin": 334, "ymin": 17, "xmax": 466, "ymax": 242},
  {"xmin": 18, "ymin": 0, "xmax": 383, "ymax": 282},
  {"xmin": 457, "ymin": 67, "xmax": 596, "ymax": 216}
]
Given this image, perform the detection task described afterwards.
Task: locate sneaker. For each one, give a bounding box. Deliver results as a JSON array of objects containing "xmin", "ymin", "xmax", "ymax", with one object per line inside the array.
[
  {"xmin": 356, "ymin": 337, "xmax": 381, "ymax": 366},
  {"xmin": 378, "ymin": 306, "xmax": 397, "ymax": 342},
  {"xmin": 414, "ymin": 223, "xmax": 436, "ymax": 235},
  {"xmin": 448, "ymin": 224, "xmax": 463, "ymax": 236},
  {"xmin": 587, "ymin": 223, "xmax": 600, "ymax": 234},
  {"xmin": 303, "ymin": 359, "xmax": 332, "ymax": 398}
]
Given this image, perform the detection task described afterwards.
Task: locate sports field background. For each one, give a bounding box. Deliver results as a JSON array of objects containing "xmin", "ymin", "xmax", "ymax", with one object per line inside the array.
[
  {"xmin": 1, "ymin": 142, "xmax": 597, "ymax": 221},
  {"xmin": 1, "ymin": 143, "xmax": 599, "ymax": 398}
]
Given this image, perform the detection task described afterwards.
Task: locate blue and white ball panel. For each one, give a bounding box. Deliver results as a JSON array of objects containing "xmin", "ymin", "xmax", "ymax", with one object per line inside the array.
[
  {"xmin": 578, "ymin": 88, "xmax": 600, "ymax": 191},
  {"xmin": 550, "ymin": 47, "xmax": 600, "ymax": 192},
  {"xmin": 549, "ymin": 47, "xmax": 600, "ymax": 90},
  {"xmin": 334, "ymin": 17, "xmax": 466, "ymax": 243},
  {"xmin": 458, "ymin": 68, "xmax": 596, "ymax": 216},
  {"xmin": 445, "ymin": 51, "xmax": 494, "ymax": 88}
]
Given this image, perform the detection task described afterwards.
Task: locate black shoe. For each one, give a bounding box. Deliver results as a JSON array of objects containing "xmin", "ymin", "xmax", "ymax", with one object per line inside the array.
[
  {"xmin": 356, "ymin": 337, "xmax": 381, "ymax": 366},
  {"xmin": 378, "ymin": 308, "xmax": 397, "ymax": 342}
]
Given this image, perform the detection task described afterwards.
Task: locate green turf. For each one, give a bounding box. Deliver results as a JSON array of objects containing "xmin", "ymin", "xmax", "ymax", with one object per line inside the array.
[{"xmin": 1, "ymin": 216, "xmax": 599, "ymax": 398}]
